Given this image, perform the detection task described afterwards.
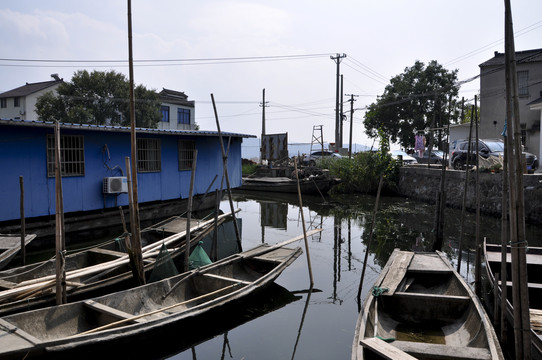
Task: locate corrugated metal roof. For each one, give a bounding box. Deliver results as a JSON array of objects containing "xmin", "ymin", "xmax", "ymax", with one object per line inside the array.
[
  {"xmin": 0, "ymin": 80, "xmax": 63, "ymax": 98},
  {"xmin": 0, "ymin": 118, "xmax": 256, "ymax": 138}
]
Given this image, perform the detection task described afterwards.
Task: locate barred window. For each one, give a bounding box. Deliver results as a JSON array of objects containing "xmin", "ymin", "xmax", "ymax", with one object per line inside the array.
[
  {"xmin": 137, "ymin": 138, "xmax": 161, "ymax": 172},
  {"xmin": 178, "ymin": 140, "xmax": 195, "ymax": 170},
  {"xmin": 47, "ymin": 134, "xmax": 85, "ymax": 177}
]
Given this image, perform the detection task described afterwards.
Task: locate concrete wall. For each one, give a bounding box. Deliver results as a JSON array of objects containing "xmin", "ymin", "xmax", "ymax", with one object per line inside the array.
[{"xmin": 397, "ymin": 167, "xmax": 542, "ymax": 225}]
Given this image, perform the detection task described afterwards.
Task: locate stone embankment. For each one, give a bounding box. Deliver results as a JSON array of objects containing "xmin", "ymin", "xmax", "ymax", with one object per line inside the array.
[{"xmin": 397, "ymin": 166, "xmax": 542, "ymax": 226}]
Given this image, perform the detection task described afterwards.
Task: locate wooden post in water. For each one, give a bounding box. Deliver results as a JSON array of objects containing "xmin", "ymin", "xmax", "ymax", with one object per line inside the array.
[
  {"xmin": 474, "ymin": 95, "xmax": 482, "ymax": 297},
  {"xmin": 126, "ymin": 0, "xmax": 145, "ymax": 286},
  {"xmin": 357, "ymin": 175, "xmax": 384, "ymax": 308},
  {"xmin": 294, "ymin": 158, "xmax": 314, "ymax": 287},
  {"xmin": 457, "ymin": 105, "xmax": 475, "ymax": 273},
  {"xmin": 19, "ymin": 176, "xmax": 26, "ymax": 266},
  {"xmin": 500, "ymin": 139, "xmax": 509, "ymax": 344},
  {"xmin": 184, "ymin": 150, "xmax": 198, "ymax": 272},
  {"xmin": 124, "ymin": 157, "xmax": 144, "ymax": 284},
  {"xmin": 54, "ymin": 122, "xmax": 67, "ymax": 304},
  {"xmin": 211, "ymin": 93, "xmax": 242, "ymax": 252},
  {"xmin": 504, "ymin": 1, "xmax": 531, "ymax": 357}
]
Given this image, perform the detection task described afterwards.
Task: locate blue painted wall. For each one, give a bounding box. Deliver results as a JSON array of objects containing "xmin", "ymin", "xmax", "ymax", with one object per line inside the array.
[{"xmin": 0, "ymin": 122, "xmax": 245, "ymax": 222}]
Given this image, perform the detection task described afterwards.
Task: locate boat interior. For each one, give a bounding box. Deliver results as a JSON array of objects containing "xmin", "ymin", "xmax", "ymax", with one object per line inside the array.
[
  {"xmin": 2, "ymin": 257, "xmax": 271, "ymax": 341},
  {"xmin": 364, "ymin": 269, "xmax": 492, "ymax": 360}
]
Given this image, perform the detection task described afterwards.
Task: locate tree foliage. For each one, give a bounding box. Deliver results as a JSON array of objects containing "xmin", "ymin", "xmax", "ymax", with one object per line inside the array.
[
  {"xmin": 363, "ymin": 60, "xmax": 460, "ymax": 149},
  {"xmin": 36, "ymin": 70, "xmax": 161, "ymax": 128}
]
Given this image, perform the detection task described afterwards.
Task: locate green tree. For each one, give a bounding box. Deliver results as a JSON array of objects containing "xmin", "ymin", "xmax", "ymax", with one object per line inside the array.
[
  {"xmin": 364, "ymin": 60, "xmax": 460, "ymax": 149},
  {"xmin": 36, "ymin": 70, "xmax": 161, "ymax": 128}
]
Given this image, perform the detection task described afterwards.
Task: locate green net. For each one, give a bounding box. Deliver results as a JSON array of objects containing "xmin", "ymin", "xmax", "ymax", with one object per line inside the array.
[
  {"xmin": 148, "ymin": 243, "xmax": 179, "ymax": 283},
  {"xmin": 189, "ymin": 241, "xmax": 212, "ymax": 269}
]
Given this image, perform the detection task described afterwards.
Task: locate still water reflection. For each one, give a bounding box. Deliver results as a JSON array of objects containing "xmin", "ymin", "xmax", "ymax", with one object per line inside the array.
[{"xmin": 161, "ymin": 191, "xmax": 542, "ymax": 360}]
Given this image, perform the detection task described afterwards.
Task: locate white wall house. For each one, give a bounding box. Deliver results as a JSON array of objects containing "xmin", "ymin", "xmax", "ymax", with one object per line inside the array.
[
  {"xmin": 0, "ymin": 74, "xmax": 63, "ymax": 120},
  {"xmin": 479, "ymin": 49, "xmax": 542, "ymax": 160},
  {"xmin": 158, "ymin": 88, "xmax": 196, "ymax": 130}
]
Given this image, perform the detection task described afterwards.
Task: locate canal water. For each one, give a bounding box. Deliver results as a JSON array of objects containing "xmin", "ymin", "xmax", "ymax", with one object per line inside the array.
[{"xmin": 158, "ymin": 190, "xmax": 542, "ymax": 360}]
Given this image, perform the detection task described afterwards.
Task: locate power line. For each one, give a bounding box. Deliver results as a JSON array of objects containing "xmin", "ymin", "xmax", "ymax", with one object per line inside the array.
[{"xmin": 0, "ymin": 53, "xmax": 333, "ymax": 68}]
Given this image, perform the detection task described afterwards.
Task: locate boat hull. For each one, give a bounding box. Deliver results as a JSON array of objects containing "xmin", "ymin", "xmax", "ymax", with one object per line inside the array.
[
  {"xmin": 353, "ymin": 249, "xmax": 503, "ymax": 360},
  {"xmin": 0, "ymin": 244, "xmax": 302, "ymax": 359}
]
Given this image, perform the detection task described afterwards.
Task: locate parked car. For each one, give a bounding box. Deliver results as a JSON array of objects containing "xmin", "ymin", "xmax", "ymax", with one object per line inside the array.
[
  {"xmin": 413, "ymin": 150, "xmax": 444, "ymax": 164},
  {"xmin": 302, "ymin": 150, "xmax": 342, "ymax": 166},
  {"xmin": 390, "ymin": 150, "xmax": 417, "ymax": 165},
  {"xmin": 451, "ymin": 138, "xmax": 538, "ymax": 171}
]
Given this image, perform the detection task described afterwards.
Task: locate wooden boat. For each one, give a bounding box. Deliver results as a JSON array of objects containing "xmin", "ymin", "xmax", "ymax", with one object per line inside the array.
[
  {"xmin": 0, "ymin": 212, "xmax": 236, "ymax": 316},
  {"xmin": 352, "ymin": 249, "xmax": 504, "ymax": 360},
  {"xmin": 484, "ymin": 240, "xmax": 542, "ymax": 356},
  {"xmin": 0, "ymin": 234, "xmax": 36, "ymax": 270},
  {"xmin": 0, "ymin": 236, "xmax": 305, "ymax": 359},
  {"xmin": 239, "ymin": 175, "xmax": 338, "ymax": 195}
]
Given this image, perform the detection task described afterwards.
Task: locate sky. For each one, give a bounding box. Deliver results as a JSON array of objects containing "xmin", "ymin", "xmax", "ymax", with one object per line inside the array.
[{"xmin": 1, "ymin": 1, "xmax": 541, "ymax": 148}]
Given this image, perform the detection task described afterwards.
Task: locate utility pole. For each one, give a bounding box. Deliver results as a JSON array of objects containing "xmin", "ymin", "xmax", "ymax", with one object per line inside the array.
[
  {"xmin": 331, "ymin": 53, "xmax": 346, "ymax": 150},
  {"xmin": 260, "ymin": 88, "xmax": 268, "ymax": 164},
  {"xmin": 340, "ymin": 74, "xmax": 344, "ymax": 149},
  {"xmin": 345, "ymin": 94, "xmax": 358, "ymax": 158}
]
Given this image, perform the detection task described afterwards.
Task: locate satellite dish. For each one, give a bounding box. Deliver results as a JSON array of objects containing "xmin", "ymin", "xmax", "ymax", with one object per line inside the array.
[{"xmin": 19, "ymin": 109, "xmax": 25, "ymax": 115}]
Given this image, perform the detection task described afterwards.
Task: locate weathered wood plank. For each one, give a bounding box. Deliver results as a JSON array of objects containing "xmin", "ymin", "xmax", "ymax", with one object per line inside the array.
[
  {"xmin": 359, "ymin": 337, "xmax": 417, "ymax": 360},
  {"xmin": 393, "ymin": 340, "xmax": 492, "ymax": 360},
  {"xmin": 379, "ymin": 251, "xmax": 413, "ymax": 295}
]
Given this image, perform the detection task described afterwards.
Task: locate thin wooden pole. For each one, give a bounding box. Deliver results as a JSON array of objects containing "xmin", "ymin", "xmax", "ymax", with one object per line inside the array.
[
  {"xmin": 294, "ymin": 158, "xmax": 314, "ymax": 287},
  {"xmin": 500, "ymin": 138, "xmax": 509, "ymax": 344},
  {"xmin": 210, "ymin": 93, "xmax": 242, "ymax": 251},
  {"xmin": 504, "ymin": 1, "xmax": 531, "ymax": 357},
  {"xmin": 357, "ymin": 175, "xmax": 384, "ymax": 307},
  {"xmin": 457, "ymin": 105, "xmax": 475, "ymax": 273},
  {"xmin": 54, "ymin": 122, "xmax": 66, "ymax": 304},
  {"xmin": 125, "ymin": 157, "xmax": 144, "ymax": 285},
  {"xmin": 474, "ymin": 95, "xmax": 482, "ymax": 297},
  {"xmin": 127, "ymin": 0, "xmax": 144, "ymax": 286},
  {"xmin": 19, "ymin": 176, "xmax": 26, "ymax": 266},
  {"xmin": 184, "ymin": 149, "xmax": 198, "ymax": 272}
]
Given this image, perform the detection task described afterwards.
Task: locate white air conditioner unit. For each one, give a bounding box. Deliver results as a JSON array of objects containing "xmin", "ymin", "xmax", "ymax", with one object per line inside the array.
[{"xmin": 103, "ymin": 177, "xmax": 128, "ymax": 194}]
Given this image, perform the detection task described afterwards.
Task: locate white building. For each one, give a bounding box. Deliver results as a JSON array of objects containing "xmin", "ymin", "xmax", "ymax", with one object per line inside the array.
[
  {"xmin": 158, "ymin": 88, "xmax": 196, "ymax": 130},
  {"xmin": 0, "ymin": 74, "xmax": 63, "ymax": 120}
]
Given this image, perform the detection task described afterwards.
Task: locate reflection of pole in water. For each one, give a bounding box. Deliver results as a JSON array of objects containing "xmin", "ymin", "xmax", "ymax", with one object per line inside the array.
[
  {"xmin": 221, "ymin": 332, "xmax": 232, "ymax": 360},
  {"xmin": 291, "ymin": 288, "xmax": 313, "ymax": 360},
  {"xmin": 333, "ymin": 219, "xmax": 338, "ymax": 302},
  {"xmin": 191, "ymin": 346, "xmax": 196, "ymax": 360},
  {"xmin": 348, "ymin": 218, "xmax": 352, "ymax": 271}
]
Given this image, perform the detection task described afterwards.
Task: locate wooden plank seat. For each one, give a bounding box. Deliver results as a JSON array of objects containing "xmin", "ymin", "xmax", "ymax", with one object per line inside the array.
[
  {"xmin": 84, "ymin": 300, "xmax": 148, "ymax": 324},
  {"xmin": 392, "ymin": 340, "xmax": 492, "ymax": 360},
  {"xmin": 360, "ymin": 337, "xmax": 417, "ymax": 360},
  {"xmin": 88, "ymin": 248, "xmax": 126, "ymax": 257}
]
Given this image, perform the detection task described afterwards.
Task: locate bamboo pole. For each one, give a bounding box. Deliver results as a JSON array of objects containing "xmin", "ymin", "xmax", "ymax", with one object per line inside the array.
[
  {"xmin": 294, "ymin": 158, "xmax": 314, "ymax": 287},
  {"xmin": 126, "ymin": 0, "xmax": 145, "ymax": 286},
  {"xmin": 504, "ymin": 1, "xmax": 531, "ymax": 357},
  {"xmin": 54, "ymin": 122, "xmax": 67, "ymax": 304},
  {"xmin": 474, "ymin": 95, "xmax": 482, "ymax": 297},
  {"xmin": 500, "ymin": 139, "xmax": 509, "ymax": 344},
  {"xmin": 210, "ymin": 93, "xmax": 242, "ymax": 251},
  {"xmin": 457, "ymin": 105, "xmax": 475, "ymax": 273},
  {"xmin": 125, "ymin": 157, "xmax": 144, "ymax": 285},
  {"xmin": 19, "ymin": 176, "xmax": 25, "ymax": 266},
  {"xmin": 357, "ymin": 175, "xmax": 384, "ymax": 307},
  {"xmin": 184, "ymin": 149, "xmax": 198, "ymax": 272}
]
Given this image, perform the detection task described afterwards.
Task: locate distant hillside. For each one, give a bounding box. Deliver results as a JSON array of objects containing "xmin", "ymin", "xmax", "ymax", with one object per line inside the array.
[{"xmin": 241, "ymin": 137, "xmax": 372, "ymax": 160}]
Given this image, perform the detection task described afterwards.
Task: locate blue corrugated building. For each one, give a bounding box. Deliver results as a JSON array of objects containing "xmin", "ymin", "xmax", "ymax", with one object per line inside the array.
[{"xmin": 0, "ymin": 119, "xmax": 254, "ymax": 236}]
